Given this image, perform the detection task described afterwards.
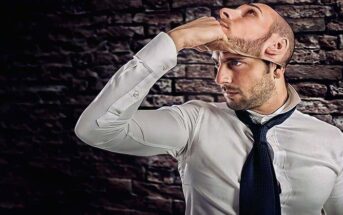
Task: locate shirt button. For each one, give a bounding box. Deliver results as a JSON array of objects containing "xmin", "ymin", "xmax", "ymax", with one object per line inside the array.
[
  {"xmin": 133, "ymin": 90, "xmax": 139, "ymax": 98},
  {"xmin": 162, "ymin": 65, "xmax": 167, "ymax": 71}
]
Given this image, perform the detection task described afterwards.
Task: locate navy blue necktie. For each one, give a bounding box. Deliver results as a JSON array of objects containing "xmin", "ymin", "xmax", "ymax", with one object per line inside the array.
[{"xmin": 235, "ymin": 106, "xmax": 296, "ymax": 215}]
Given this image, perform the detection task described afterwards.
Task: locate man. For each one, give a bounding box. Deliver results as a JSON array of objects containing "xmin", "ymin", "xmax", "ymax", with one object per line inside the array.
[{"xmin": 74, "ymin": 3, "xmax": 343, "ymax": 215}]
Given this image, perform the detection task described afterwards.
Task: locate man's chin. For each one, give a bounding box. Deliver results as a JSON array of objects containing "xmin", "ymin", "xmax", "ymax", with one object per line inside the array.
[
  {"xmin": 226, "ymin": 100, "xmax": 244, "ymax": 111},
  {"xmin": 225, "ymin": 97, "xmax": 249, "ymax": 111}
]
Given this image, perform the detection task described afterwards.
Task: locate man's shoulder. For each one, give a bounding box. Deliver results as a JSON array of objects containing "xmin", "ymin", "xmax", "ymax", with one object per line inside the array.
[
  {"xmin": 161, "ymin": 100, "xmax": 234, "ymax": 119},
  {"xmin": 173, "ymin": 99, "xmax": 224, "ymax": 109},
  {"xmin": 180, "ymin": 100, "xmax": 234, "ymax": 114},
  {"xmin": 293, "ymin": 109, "xmax": 343, "ymax": 139}
]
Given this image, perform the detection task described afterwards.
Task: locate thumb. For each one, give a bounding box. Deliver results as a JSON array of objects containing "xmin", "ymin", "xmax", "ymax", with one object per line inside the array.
[{"xmin": 193, "ymin": 45, "xmax": 211, "ymax": 52}]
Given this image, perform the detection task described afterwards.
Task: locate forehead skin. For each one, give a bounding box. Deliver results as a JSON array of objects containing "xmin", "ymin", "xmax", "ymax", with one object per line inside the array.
[
  {"xmin": 244, "ymin": 3, "xmax": 279, "ymax": 22},
  {"xmin": 251, "ymin": 3, "xmax": 278, "ymax": 17},
  {"xmin": 247, "ymin": 3, "xmax": 283, "ymax": 34},
  {"xmin": 228, "ymin": 3, "xmax": 279, "ymax": 40}
]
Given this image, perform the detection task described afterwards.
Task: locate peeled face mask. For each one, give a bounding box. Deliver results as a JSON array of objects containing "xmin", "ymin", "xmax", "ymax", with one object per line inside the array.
[
  {"xmin": 205, "ymin": 13, "xmax": 289, "ymax": 68},
  {"xmin": 206, "ymin": 36, "xmax": 285, "ymax": 68},
  {"xmin": 211, "ymin": 48, "xmax": 283, "ymax": 72}
]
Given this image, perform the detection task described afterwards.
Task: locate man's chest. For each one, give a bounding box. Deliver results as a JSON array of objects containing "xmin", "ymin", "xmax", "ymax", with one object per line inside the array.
[{"xmin": 180, "ymin": 119, "xmax": 337, "ymax": 213}]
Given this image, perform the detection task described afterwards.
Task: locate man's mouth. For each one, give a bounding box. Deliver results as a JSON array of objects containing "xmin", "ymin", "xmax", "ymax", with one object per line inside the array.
[
  {"xmin": 225, "ymin": 91, "xmax": 239, "ymax": 95},
  {"xmin": 222, "ymin": 85, "xmax": 239, "ymax": 92},
  {"xmin": 224, "ymin": 90, "xmax": 240, "ymax": 98},
  {"xmin": 222, "ymin": 86, "xmax": 240, "ymax": 97}
]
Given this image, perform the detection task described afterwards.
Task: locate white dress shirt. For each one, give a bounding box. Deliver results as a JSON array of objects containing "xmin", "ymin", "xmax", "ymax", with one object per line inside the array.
[{"xmin": 74, "ymin": 32, "xmax": 343, "ymax": 215}]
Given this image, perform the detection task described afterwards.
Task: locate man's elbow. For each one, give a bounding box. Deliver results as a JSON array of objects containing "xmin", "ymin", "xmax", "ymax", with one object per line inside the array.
[
  {"xmin": 74, "ymin": 120, "xmax": 96, "ymax": 146},
  {"xmin": 74, "ymin": 119, "xmax": 127, "ymax": 148}
]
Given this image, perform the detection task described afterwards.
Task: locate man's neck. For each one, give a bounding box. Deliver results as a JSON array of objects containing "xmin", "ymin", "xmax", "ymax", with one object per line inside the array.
[{"xmin": 250, "ymin": 83, "xmax": 289, "ymax": 115}]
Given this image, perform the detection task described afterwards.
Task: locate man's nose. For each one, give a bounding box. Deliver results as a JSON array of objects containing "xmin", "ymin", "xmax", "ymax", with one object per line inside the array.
[
  {"xmin": 215, "ymin": 66, "xmax": 233, "ymax": 85},
  {"xmin": 219, "ymin": 8, "xmax": 241, "ymax": 20}
]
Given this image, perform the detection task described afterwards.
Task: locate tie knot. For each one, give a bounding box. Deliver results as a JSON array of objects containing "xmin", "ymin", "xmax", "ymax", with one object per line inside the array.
[{"xmin": 235, "ymin": 107, "xmax": 297, "ymax": 143}]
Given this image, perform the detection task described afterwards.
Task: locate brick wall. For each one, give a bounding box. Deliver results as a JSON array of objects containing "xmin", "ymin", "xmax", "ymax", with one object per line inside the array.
[{"xmin": 0, "ymin": 0, "xmax": 342, "ymax": 214}]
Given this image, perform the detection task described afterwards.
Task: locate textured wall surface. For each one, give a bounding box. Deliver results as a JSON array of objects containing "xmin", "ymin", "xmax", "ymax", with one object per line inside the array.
[{"xmin": 0, "ymin": 0, "xmax": 342, "ymax": 214}]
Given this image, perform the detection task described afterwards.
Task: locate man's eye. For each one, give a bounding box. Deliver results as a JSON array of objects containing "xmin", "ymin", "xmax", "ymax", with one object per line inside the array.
[
  {"xmin": 245, "ymin": 9, "xmax": 256, "ymax": 16},
  {"xmin": 227, "ymin": 60, "xmax": 242, "ymax": 67}
]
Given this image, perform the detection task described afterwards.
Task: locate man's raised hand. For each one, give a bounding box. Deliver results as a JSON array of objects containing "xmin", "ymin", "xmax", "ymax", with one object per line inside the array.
[{"xmin": 167, "ymin": 17, "xmax": 228, "ymax": 52}]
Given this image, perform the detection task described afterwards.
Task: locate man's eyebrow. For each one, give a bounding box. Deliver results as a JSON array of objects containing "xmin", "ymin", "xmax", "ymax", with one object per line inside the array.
[
  {"xmin": 219, "ymin": 56, "xmax": 247, "ymax": 63},
  {"xmin": 247, "ymin": 3, "xmax": 263, "ymax": 15}
]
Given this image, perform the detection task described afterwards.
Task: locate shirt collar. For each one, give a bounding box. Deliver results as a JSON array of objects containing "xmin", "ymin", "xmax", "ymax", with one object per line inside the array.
[{"xmin": 246, "ymin": 83, "xmax": 301, "ymax": 124}]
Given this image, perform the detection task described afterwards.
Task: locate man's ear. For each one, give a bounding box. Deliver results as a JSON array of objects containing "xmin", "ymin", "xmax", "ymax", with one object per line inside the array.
[
  {"xmin": 265, "ymin": 38, "xmax": 288, "ymax": 56},
  {"xmin": 272, "ymin": 66, "xmax": 285, "ymax": 79},
  {"xmin": 261, "ymin": 33, "xmax": 289, "ymax": 66}
]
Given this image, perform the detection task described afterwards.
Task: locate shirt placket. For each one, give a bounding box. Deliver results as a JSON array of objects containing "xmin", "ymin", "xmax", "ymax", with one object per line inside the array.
[{"xmin": 267, "ymin": 128, "xmax": 292, "ymax": 206}]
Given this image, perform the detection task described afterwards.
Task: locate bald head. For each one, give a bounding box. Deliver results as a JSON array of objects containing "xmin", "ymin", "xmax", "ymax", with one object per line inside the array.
[
  {"xmin": 208, "ymin": 3, "xmax": 295, "ymax": 67},
  {"xmin": 268, "ymin": 10, "xmax": 295, "ymax": 66}
]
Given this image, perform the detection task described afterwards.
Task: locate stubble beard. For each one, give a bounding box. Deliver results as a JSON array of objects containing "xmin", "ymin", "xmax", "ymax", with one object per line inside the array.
[
  {"xmin": 225, "ymin": 71, "xmax": 276, "ymax": 111},
  {"xmin": 216, "ymin": 19, "xmax": 273, "ymax": 58},
  {"xmin": 224, "ymin": 31, "xmax": 272, "ymax": 58}
]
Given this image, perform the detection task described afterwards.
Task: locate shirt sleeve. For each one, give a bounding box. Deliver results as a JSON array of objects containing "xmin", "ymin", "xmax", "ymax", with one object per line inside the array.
[
  {"xmin": 323, "ymin": 131, "xmax": 343, "ymax": 214},
  {"xmin": 323, "ymin": 170, "xmax": 343, "ymax": 214},
  {"xmin": 74, "ymin": 32, "xmax": 201, "ymax": 157}
]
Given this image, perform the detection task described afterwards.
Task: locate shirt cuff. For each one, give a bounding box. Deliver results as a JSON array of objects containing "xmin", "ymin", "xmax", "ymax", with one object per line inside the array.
[{"xmin": 135, "ymin": 32, "xmax": 178, "ymax": 73}]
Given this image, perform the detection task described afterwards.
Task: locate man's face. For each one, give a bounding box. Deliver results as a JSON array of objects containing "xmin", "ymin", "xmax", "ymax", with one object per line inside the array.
[
  {"xmin": 213, "ymin": 52, "xmax": 276, "ymax": 110},
  {"xmin": 213, "ymin": 3, "xmax": 276, "ymax": 58}
]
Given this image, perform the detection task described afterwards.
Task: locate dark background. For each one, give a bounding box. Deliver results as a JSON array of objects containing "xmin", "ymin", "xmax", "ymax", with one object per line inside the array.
[{"xmin": 0, "ymin": 0, "xmax": 342, "ymax": 214}]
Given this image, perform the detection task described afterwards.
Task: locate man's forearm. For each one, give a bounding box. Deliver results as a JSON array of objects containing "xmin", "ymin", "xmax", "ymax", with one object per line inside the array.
[{"xmin": 74, "ymin": 32, "xmax": 178, "ymax": 146}]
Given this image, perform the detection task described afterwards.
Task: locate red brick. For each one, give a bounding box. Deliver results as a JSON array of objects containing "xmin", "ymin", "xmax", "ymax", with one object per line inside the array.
[
  {"xmin": 298, "ymin": 99, "xmax": 343, "ymax": 114},
  {"xmin": 164, "ymin": 65, "xmax": 186, "ymax": 78},
  {"xmin": 327, "ymin": 19, "xmax": 343, "ymax": 31},
  {"xmin": 333, "ymin": 116, "xmax": 343, "ymax": 130},
  {"xmin": 186, "ymin": 64, "xmax": 216, "ymax": 78},
  {"xmin": 135, "ymin": 155, "xmax": 178, "ymax": 169},
  {"xmin": 275, "ymin": 5, "xmax": 333, "ymax": 18},
  {"xmin": 187, "ymin": 95, "xmax": 215, "ymax": 102},
  {"xmin": 90, "ymin": 0, "xmax": 143, "ymax": 11},
  {"xmin": 133, "ymin": 12, "xmax": 183, "ymax": 25},
  {"xmin": 178, "ymin": 50, "xmax": 213, "ymax": 64},
  {"xmin": 144, "ymin": 0, "xmax": 170, "ymax": 10},
  {"xmin": 319, "ymin": 35, "xmax": 337, "ymax": 50},
  {"xmin": 258, "ymin": 0, "xmax": 294, "ymax": 4},
  {"xmin": 142, "ymin": 95, "xmax": 185, "ymax": 107},
  {"xmin": 292, "ymin": 82, "xmax": 328, "ymax": 97},
  {"xmin": 151, "ymin": 79, "xmax": 172, "ymax": 93},
  {"xmin": 172, "ymin": 0, "xmax": 223, "ymax": 8},
  {"xmin": 132, "ymin": 181, "xmax": 184, "ymax": 199},
  {"xmin": 288, "ymin": 18, "xmax": 326, "ymax": 32},
  {"xmin": 185, "ymin": 7, "xmax": 211, "ymax": 22},
  {"xmin": 291, "ymin": 49, "xmax": 320, "ymax": 64},
  {"xmin": 295, "ymin": 34, "xmax": 320, "ymax": 49},
  {"xmin": 329, "ymin": 82, "xmax": 343, "ymax": 97},
  {"xmin": 173, "ymin": 199, "xmax": 186, "ymax": 214},
  {"xmin": 175, "ymin": 79, "xmax": 221, "ymax": 94},
  {"xmin": 285, "ymin": 65, "xmax": 342, "ymax": 81},
  {"xmin": 325, "ymin": 50, "xmax": 343, "ymax": 63}
]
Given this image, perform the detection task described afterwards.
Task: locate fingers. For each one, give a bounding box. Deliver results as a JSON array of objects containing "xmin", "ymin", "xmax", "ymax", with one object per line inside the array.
[
  {"xmin": 193, "ymin": 45, "xmax": 211, "ymax": 52},
  {"xmin": 167, "ymin": 15, "xmax": 228, "ymax": 51},
  {"xmin": 194, "ymin": 40, "xmax": 230, "ymax": 52}
]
